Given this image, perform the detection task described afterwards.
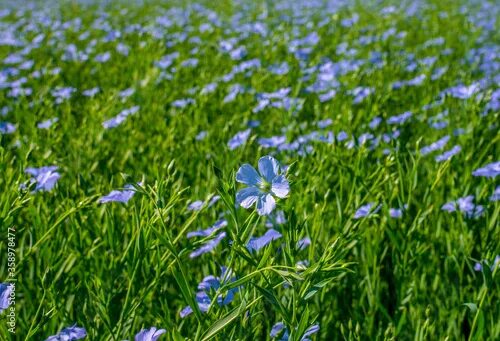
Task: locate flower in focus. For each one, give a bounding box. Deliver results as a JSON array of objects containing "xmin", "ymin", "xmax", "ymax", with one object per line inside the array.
[{"xmin": 236, "ymin": 156, "xmax": 289, "ymax": 216}]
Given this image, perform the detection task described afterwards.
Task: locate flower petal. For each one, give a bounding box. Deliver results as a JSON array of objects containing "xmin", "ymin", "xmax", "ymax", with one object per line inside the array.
[
  {"xmin": 35, "ymin": 171, "xmax": 61, "ymax": 192},
  {"xmin": 198, "ymin": 275, "xmax": 220, "ymax": 291},
  {"xmin": 0, "ymin": 284, "xmax": 13, "ymax": 312},
  {"xmin": 258, "ymin": 156, "xmax": 280, "ymax": 183},
  {"xmin": 180, "ymin": 306, "xmax": 193, "ymax": 318},
  {"xmin": 134, "ymin": 327, "xmax": 166, "ymax": 341},
  {"xmin": 270, "ymin": 322, "xmax": 285, "ymax": 338},
  {"xmin": 98, "ymin": 187, "xmax": 135, "ymax": 204},
  {"xmin": 236, "ymin": 187, "xmax": 261, "ymax": 208},
  {"xmin": 189, "ymin": 232, "xmax": 226, "ymax": 258},
  {"xmin": 196, "ymin": 291, "xmax": 211, "ymax": 312},
  {"xmin": 187, "ymin": 219, "xmax": 227, "ymax": 238},
  {"xmin": 256, "ymin": 193, "xmax": 276, "ymax": 216},
  {"xmin": 441, "ymin": 201, "xmax": 456, "ymax": 212},
  {"xmin": 297, "ymin": 237, "xmax": 311, "ymax": 250},
  {"xmin": 247, "ymin": 228, "xmax": 282, "ymax": 252},
  {"xmin": 302, "ymin": 324, "xmax": 320, "ymax": 340},
  {"xmin": 236, "ymin": 164, "xmax": 262, "ymax": 186},
  {"xmin": 271, "ymin": 175, "xmax": 289, "ymax": 198},
  {"xmin": 353, "ymin": 202, "xmax": 380, "ymax": 219}
]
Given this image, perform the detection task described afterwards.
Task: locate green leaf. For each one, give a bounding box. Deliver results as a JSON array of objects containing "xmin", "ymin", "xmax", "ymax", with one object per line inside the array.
[
  {"xmin": 212, "ymin": 162, "xmax": 223, "ymax": 180},
  {"xmin": 201, "ymin": 299, "xmax": 247, "ymax": 341},
  {"xmin": 292, "ymin": 308, "xmax": 310, "ymax": 340},
  {"xmin": 171, "ymin": 330, "xmax": 185, "ymax": 341},
  {"xmin": 172, "ymin": 266, "xmax": 202, "ymax": 322},
  {"xmin": 254, "ymin": 284, "xmax": 291, "ymax": 324}
]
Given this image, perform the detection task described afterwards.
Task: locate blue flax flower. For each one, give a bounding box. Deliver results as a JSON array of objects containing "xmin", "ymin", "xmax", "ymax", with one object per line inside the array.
[
  {"xmin": 270, "ymin": 322, "xmax": 319, "ymax": 341},
  {"xmin": 180, "ymin": 267, "xmax": 239, "ymax": 318},
  {"xmin": 441, "ymin": 196, "xmax": 484, "ymax": 218},
  {"xmin": 301, "ymin": 324, "xmax": 320, "ymax": 341},
  {"xmin": 228, "ymin": 129, "xmax": 251, "ymax": 150},
  {"xmin": 490, "ymin": 186, "xmax": 500, "ymax": 202},
  {"xmin": 270, "ymin": 322, "xmax": 286, "ymax": 338},
  {"xmin": 103, "ymin": 106, "xmax": 139, "ymax": 129},
  {"xmin": 247, "ymin": 229, "xmax": 282, "ymax": 252},
  {"xmin": 472, "ymin": 161, "xmax": 499, "ymax": 178},
  {"xmin": 337, "ymin": 131, "xmax": 348, "ymax": 141},
  {"xmin": 187, "ymin": 200, "xmax": 203, "ymax": 211},
  {"xmin": 420, "ymin": 135, "xmax": 450, "ymax": 155},
  {"xmin": 134, "ymin": 327, "xmax": 166, "ymax": 341},
  {"xmin": 25, "ymin": 166, "xmax": 61, "ymax": 192},
  {"xmin": 236, "ymin": 156, "xmax": 289, "ymax": 216},
  {"xmin": 389, "ymin": 205, "xmax": 408, "ymax": 218},
  {"xmin": 387, "ymin": 111, "xmax": 412, "ymax": 125},
  {"xmin": 265, "ymin": 210, "xmax": 286, "ymax": 228},
  {"xmin": 98, "ymin": 184, "xmax": 136, "ymax": 204},
  {"xmin": 37, "ymin": 117, "xmax": 59, "ymax": 129},
  {"xmin": 82, "ymin": 87, "xmax": 99, "ymax": 97},
  {"xmin": 474, "ymin": 256, "xmax": 499, "ymax": 273},
  {"xmin": 45, "ymin": 324, "xmax": 86, "ymax": 341},
  {"xmin": 317, "ymin": 119, "xmax": 332, "ymax": 129},
  {"xmin": 189, "ymin": 232, "xmax": 226, "ymax": 258},
  {"xmin": 446, "ymin": 83, "xmax": 480, "ymax": 99},
  {"xmin": 195, "ymin": 131, "xmax": 207, "ymax": 140},
  {"xmin": 0, "ymin": 122, "xmax": 16, "ymax": 134},
  {"xmin": 297, "ymin": 237, "xmax": 311, "ymax": 250},
  {"xmin": 369, "ymin": 117, "xmax": 382, "ymax": 129},
  {"xmin": 180, "ymin": 292, "xmax": 211, "ymax": 317},
  {"xmin": 258, "ymin": 136, "xmax": 286, "ymax": 148},
  {"xmin": 0, "ymin": 283, "xmax": 13, "ymax": 313},
  {"xmin": 187, "ymin": 219, "xmax": 227, "ymax": 238},
  {"xmin": 354, "ymin": 202, "xmax": 380, "ymax": 219},
  {"xmin": 435, "ymin": 145, "xmax": 461, "ymax": 162}
]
